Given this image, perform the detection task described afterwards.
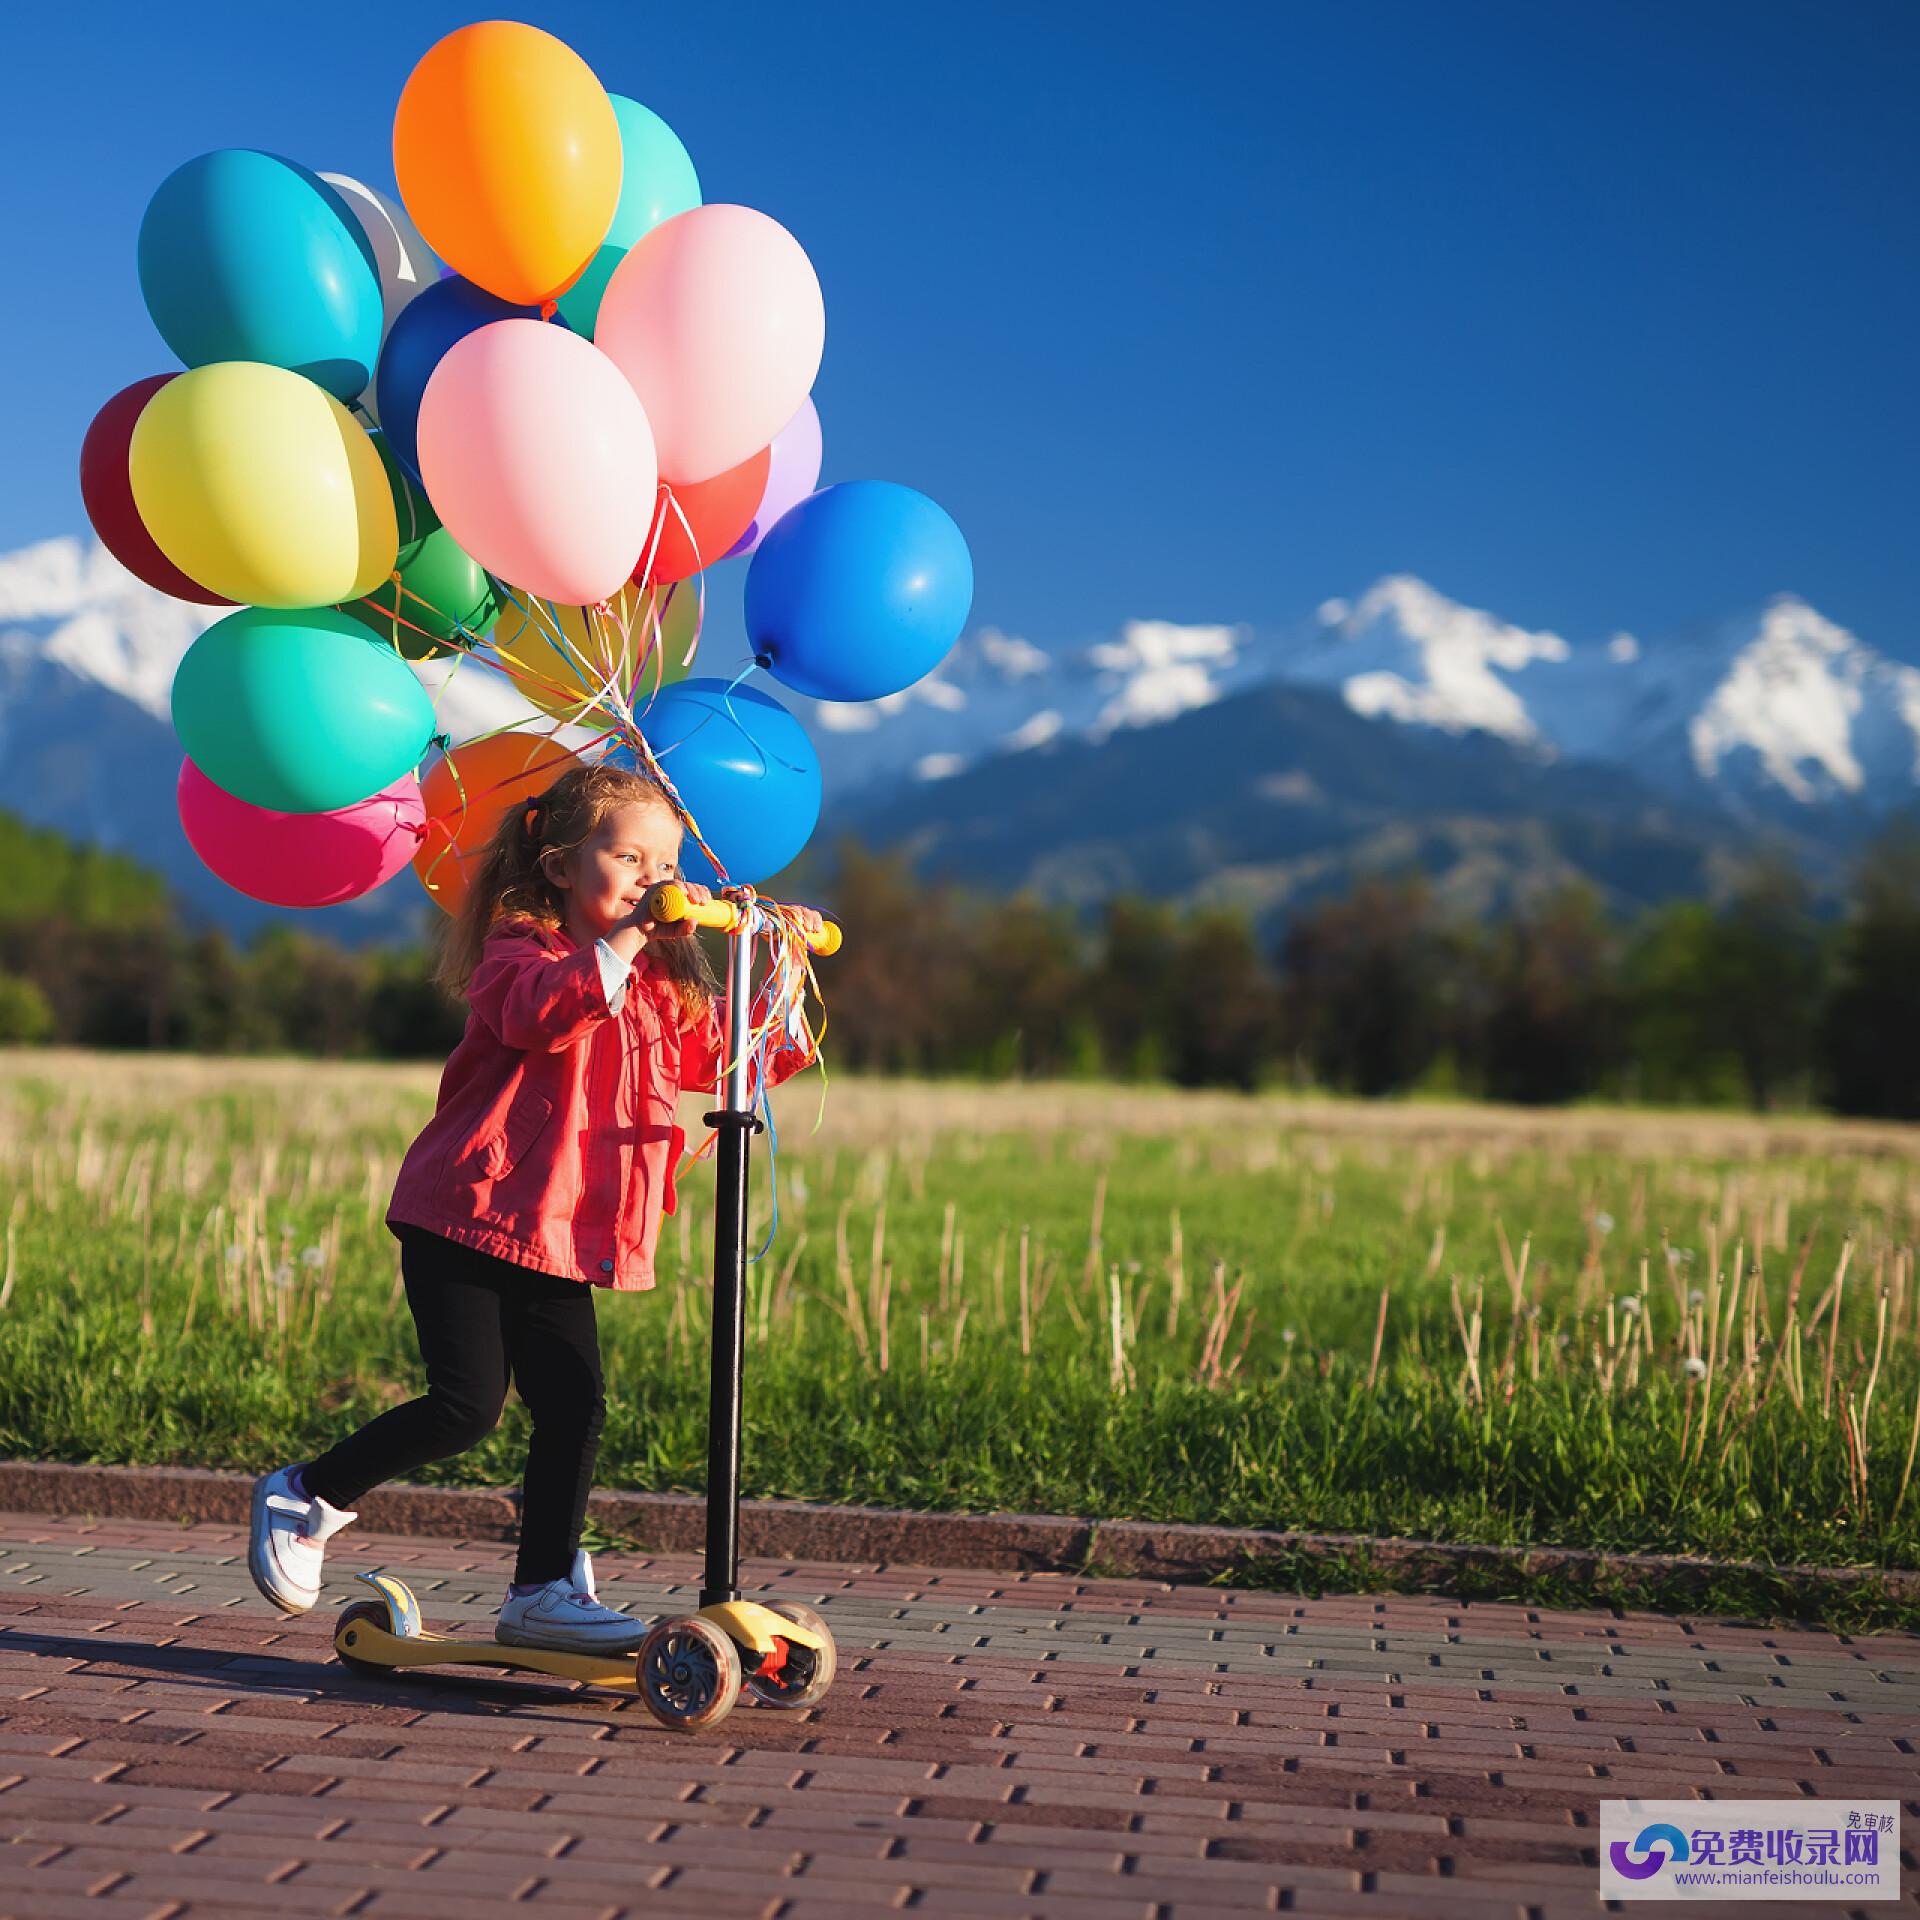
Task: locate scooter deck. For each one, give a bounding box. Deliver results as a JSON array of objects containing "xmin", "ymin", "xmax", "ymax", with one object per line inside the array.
[{"xmin": 336, "ymin": 1614, "xmax": 642, "ymax": 1687}]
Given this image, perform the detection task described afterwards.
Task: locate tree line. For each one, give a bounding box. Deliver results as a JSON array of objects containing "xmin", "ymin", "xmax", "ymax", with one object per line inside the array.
[{"xmin": 5, "ymin": 808, "xmax": 1920, "ymax": 1116}]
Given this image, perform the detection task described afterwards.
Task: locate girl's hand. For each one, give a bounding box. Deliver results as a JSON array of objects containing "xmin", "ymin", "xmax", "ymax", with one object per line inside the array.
[{"xmin": 794, "ymin": 907, "xmax": 826, "ymax": 943}]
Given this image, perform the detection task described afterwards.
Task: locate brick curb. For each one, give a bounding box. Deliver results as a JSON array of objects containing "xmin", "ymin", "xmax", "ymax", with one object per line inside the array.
[{"xmin": 1, "ymin": 1457, "xmax": 1912, "ymax": 1606}]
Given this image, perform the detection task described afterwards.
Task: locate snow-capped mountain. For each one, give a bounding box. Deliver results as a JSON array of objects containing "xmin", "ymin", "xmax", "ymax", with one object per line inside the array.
[{"xmin": 2, "ymin": 531, "xmax": 1911, "ymax": 937}]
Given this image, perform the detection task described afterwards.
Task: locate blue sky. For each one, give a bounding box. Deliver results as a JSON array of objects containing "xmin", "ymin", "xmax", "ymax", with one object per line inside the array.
[{"xmin": 6, "ymin": 0, "xmax": 1916, "ymax": 653}]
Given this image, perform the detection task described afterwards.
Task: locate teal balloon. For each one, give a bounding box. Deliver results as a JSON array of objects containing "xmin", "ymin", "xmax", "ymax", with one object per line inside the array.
[
  {"xmin": 138, "ymin": 151, "xmax": 383, "ymax": 401},
  {"xmin": 560, "ymin": 96, "xmax": 701, "ymax": 336},
  {"xmin": 171, "ymin": 606, "xmax": 436, "ymax": 813}
]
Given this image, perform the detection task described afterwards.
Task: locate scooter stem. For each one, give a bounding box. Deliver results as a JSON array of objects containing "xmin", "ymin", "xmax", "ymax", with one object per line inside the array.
[{"xmin": 700, "ymin": 921, "xmax": 760, "ymax": 1609}]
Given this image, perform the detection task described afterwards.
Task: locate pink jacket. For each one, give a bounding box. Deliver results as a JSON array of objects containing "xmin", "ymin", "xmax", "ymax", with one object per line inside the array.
[{"xmin": 387, "ymin": 919, "xmax": 815, "ymax": 1291}]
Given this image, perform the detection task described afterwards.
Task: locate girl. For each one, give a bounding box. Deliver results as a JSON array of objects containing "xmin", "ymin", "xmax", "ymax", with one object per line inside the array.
[{"xmin": 248, "ymin": 763, "xmax": 820, "ymax": 1651}]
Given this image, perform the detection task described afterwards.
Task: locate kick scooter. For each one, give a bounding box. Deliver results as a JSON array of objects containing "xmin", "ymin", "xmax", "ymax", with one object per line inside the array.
[{"xmin": 333, "ymin": 886, "xmax": 843, "ymax": 1731}]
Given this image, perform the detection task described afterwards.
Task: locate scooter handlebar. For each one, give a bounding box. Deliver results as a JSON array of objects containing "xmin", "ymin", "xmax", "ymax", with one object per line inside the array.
[{"xmin": 643, "ymin": 882, "xmax": 843, "ymax": 956}]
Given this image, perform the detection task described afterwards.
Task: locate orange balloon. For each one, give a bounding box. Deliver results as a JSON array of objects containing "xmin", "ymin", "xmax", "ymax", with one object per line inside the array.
[
  {"xmin": 393, "ymin": 23, "xmax": 621, "ymax": 306},
  {"xmin": 412, "ymin": 731, "xmax": 583, "ymax": 916},
  {"xmin": 641, "ymin": 446, "xmax": 772, "ymax": 585}
]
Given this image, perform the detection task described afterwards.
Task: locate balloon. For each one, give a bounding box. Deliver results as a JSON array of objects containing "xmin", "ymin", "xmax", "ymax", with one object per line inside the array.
[
  {"xmin": 373, "ymin": 275, "xmax": 542, "ymax": 483},
  {"xmin": 596, "ymin": 204, "xmax": 824, "ymax": 484},
  {"xmin": 393, "ymin": 22, "xmax": 621, "ymax": 305},
  {"xmin": 746, "ymin": 481, "xmax": 973, "ymax": 703},
  {"xmin": 417, "ymin": 320, "xmax": 656, "ymax": 607},
  {"xmin": 171, "ymin": 605, "xmax": 436, "ymax": 813},
  {"xmin": 79, "ymin": 378, "xmax": 227, "ymax": 604},
  {"xmin": 178, "ymin": 759, "xmax": 425, "ymax": 908},
  {"xmin": 628, "ymin": 678, "xmax": 820, "ymax": 886},
  {"xmin": 641, "ymin": 444, "xmax": 770, "ymax": 585},
  {"xmin": 137, "ymin": 151, "xmax": 382, "ymax": 401},
  {"xmin": 490, "ymin": 580, "xmax": 691, "ymax": 722},
  {"xmin": 726, "ymin": 396, "xmax": 822, "ymax": 559},
  {"xmin": 319, "ymin": 173, "xmax": 441, "ymax": 408},
  {"xmin": 342, "ymin": 437, "xmax": 500, "ymax": 657},
  {"xmin": 130, "ymin": 363, "xmax": 396, "ymax": 609},
  {"xmin": 413, "ymin": 731, "xmax": 583, "ymax": 915},
  {"xmin": 555, "ymin": 95, "xmax": 702, "ymax": 337}
]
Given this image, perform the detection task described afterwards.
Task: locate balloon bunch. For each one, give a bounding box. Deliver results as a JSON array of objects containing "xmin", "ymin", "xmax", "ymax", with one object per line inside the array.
[{"xmin": 82, "ymin": 20, "xmax": 972, "ymax": 917}]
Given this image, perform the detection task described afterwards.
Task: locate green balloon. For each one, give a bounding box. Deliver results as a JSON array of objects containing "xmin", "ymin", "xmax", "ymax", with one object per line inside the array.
[
  {"xmin": 339, "ymin": 435, "xmax": 497, "ymax": 657},
  {"xmin": 557, "ymin": 95, "xmax": 702, "ymax": 337},
  {"xmin": 172, "ymin": 605, "xmax": 436, "ymax": 813}
]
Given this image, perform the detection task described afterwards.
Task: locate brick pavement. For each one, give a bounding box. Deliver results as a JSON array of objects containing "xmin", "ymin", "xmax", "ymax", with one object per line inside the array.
[{"xmin": 0, "ymin": 1511, "xmax": 1914, "ymax": 1919}]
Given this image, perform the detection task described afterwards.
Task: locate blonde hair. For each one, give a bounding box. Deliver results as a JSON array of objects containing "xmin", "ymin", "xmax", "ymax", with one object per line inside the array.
[{"xmin": 436, "ymin": 762, "xmax": 717, "ymax": 1029}]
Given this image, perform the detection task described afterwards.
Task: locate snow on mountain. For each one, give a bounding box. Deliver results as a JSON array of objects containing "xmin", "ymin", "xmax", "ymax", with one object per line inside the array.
[{"xmin": 1294, "ymin": 576, "xmax": 1573, "ymax": 747}]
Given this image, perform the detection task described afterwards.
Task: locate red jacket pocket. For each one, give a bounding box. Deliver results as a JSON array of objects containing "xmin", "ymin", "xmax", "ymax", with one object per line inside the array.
[{"xmin": 482, "ymin": 1090, "xmax": 555, "ymax": 1181}]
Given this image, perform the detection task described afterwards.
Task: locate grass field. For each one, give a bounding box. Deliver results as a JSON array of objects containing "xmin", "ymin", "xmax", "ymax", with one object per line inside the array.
[{"xmin": 3, "ymin": 1050, "xmax": 1919, "ymax": 1624}]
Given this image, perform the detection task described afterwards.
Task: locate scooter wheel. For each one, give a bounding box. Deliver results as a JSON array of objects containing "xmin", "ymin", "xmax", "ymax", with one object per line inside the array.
[
  {"xmin": 744, "ymin": 1600, "xmax": 837, "ymax": 1710},
  {"xmin": 638, "ymin": 1615, "xmax": 741, "ymax": 1732},
  {"xmin": 334, "ymin": 1599, "xmax": 395, "ymax": 1680}
]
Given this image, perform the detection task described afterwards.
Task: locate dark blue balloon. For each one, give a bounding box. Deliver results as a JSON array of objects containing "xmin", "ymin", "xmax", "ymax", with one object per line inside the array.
[
  {"xmin": 374, "ymin": 277, "xmax": 549, "ymax": 482},
  {"xmin": 138, "ymin": 150, "xmax": 382, "ymax": 401},
  {"xmin": 745, "ymin": 480, "xmax": 973, "ymax": 704},
  {"xmin": 613, "ymin": 679, "xmax": 821, "ymax": 887}
]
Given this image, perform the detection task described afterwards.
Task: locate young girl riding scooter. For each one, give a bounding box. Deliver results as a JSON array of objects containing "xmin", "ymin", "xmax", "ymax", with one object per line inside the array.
[{"xmin": 247, "ymin": 762, "xmax": 819, "ymax": 1650}]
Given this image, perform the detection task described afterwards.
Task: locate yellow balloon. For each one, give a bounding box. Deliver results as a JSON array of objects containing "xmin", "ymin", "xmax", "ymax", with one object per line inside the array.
[
  {"xmin": 129, "ymin": 363, "xmax": 397, "ymax": 609},
  {"xmin": 491, "ymin": 579, "xmax": 699, "ymax": 723}
]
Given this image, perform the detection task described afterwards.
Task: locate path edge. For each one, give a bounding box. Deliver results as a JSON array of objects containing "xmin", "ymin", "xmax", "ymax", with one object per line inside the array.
[{"xmin": 1, "ymin": 1458, "xmax": 1911, "ymax": 1606}]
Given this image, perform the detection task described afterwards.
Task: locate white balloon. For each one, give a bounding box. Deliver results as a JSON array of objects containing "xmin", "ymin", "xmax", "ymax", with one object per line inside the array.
[{"xmin": 320, "ymin": 173, "xmax": 441, "ymax": 415}]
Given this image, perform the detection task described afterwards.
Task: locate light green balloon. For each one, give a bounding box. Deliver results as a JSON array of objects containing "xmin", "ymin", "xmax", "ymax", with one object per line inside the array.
[
  {"xmin": 172, "ymin": 605, "xmax": 436, "ymax": 813},
  {"xmin": 559, "ymin": 94, "xmax": 702, "ymax": 337}
]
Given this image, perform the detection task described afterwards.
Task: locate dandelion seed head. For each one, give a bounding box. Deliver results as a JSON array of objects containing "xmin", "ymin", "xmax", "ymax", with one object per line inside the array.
[
  {"xmin": 273, "ymin": 1263, "xmax": 294, "ymax": 1291},
  {"xmin": 1682, "ymin": 1356, "xmax": 1708, "ymax": 1381},
  {"xmin": 1595, "ymin": 1212, "xmax": 1615, "ymax": 1234},
  {"xmin": 1688, "ymin": 1288, "xmax": 1705, "ymax": 1309},
  {"xmin": 1620, "ymin": 1294, "xmax": 1641, "ymax": 1315},
  {"xmin": 1281, "ymin": 1327, "xmax": 1297, "ymax": 1344},
  {"xmin": 300, "ymin": 1246, "xmax": 324, "ymax": 1269}
]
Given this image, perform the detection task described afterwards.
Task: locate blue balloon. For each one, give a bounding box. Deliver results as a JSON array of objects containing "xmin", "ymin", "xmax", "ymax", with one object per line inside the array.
[
  {"xmin": 745, "ymin": 481, "xmax": 974, "ymax": 703},
  {"xmin": 615, "ymin": 679, "xmax": 821, "ymax": 887},
  {"xmin": 138, "ymin": 151, "xmax": 382, "ymax": 402},
  {"xmin": 373, "ymin": 276, "xmax": 546, "ymax": 483}
]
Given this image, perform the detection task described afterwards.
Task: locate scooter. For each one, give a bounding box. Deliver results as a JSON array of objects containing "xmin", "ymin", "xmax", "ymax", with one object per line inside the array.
[{"xmin": 333, "ymin": 886, "xmax": 843, "ymax": 1732}]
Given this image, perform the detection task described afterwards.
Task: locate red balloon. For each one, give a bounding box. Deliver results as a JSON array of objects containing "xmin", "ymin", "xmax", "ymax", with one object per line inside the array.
[
  {"xmin": 80, "ymin": 378, "xmax": 227, "ymax": 604},
  {"xmin": 638, "ymin": 445, "xmax": 773, "ymax": 586}
]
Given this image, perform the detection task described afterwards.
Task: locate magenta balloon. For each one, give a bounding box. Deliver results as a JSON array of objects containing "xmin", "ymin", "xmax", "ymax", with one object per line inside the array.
[
  {"xmin": 177, "ymin": 759, "xmax": 426, "ymax": 907},
  {"xmin": 596, "ymin": 204, "xmax": 824, "ymax": 485},
  {"xmin": 417, "ymin": 319, "xmax": 657, "ymax": 605},
  {"xmin": 725, "ymin": 396, "xmax": 822, "ymax": 559}
]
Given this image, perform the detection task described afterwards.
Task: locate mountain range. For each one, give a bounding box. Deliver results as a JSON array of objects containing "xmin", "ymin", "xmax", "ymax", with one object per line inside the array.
[{"xmin": 2, "ymin": 533, "xmax": 1911, "ymax": 940}]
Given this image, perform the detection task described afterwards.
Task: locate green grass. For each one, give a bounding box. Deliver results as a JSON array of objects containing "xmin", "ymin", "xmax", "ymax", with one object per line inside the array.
[{"xmin": 3, "ymin": 1052, "xmax": 1918, "ymax": 1627}]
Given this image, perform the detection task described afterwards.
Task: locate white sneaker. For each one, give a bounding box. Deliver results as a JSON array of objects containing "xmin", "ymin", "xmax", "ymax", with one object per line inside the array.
[
  {"xmin": 496, "ymin": 1549, "xmax": 646, "ymax": 1653},
  {"xmin": 248, "ymin": 1466, "xmax": 357, "ymax": 1614}
]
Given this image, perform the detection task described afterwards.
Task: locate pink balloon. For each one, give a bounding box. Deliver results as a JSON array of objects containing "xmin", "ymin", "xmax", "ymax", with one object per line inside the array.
[
  {"xmin": 418, "ymin": 319, "xmax": 657, "ymax": 605},
  {"xmin": 725, "ymin": 395, "xmax": 823, "ymax": 558},
  {"xmin": 177, "ymin": 759, "xmax": 426, "ymax": 907},
  {"xmin": 596, "ymin": 205, "xmax": 824, "ymax": 486}
]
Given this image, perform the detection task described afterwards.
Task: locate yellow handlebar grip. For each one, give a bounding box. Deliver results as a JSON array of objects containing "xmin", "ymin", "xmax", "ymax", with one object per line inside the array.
[
  {"xmin": 811, "ymin": 920, "xmax": 843, "ymax": 957},
  {"xmin": 642, "ymin": 882, "xmax": 740, "ymax": 931}
]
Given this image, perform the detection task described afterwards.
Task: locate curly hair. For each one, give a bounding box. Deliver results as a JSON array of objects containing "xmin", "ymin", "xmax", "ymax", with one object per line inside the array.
[{"xmin": 435, "ymin": 761, "xmax": 717, "ymax": 1028}]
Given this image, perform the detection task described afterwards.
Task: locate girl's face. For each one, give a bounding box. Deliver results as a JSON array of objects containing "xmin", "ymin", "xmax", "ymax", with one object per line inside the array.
[{"xmin": 545, "ymin": 801, "xmax": 684, "ymax": 938}]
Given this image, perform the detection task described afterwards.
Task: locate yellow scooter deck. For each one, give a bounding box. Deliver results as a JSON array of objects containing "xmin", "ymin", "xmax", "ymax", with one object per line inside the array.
[{"xmin": 333, "ymin": 1573, "xmax": 826, "ymax": 1693}]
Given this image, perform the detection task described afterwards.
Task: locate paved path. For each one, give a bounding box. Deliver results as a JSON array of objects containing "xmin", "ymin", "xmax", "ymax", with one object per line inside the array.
[{"xmin": 0, "ymin": 1512, "xmax": 1914, "ymax": 1919}]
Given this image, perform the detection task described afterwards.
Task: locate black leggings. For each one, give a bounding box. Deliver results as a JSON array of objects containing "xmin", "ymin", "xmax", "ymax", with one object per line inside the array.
[{"xmin": 300, "ymin": 1228, "xmax": 606, "ymax": 1587}]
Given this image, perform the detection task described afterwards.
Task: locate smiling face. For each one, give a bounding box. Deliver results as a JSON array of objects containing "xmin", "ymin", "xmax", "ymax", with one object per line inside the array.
[{"xmin": 543, "ymin": 799, "xmax": 685, "ymax": 940}]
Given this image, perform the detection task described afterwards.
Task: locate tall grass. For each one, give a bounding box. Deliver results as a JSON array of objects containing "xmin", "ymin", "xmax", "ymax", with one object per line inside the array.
[{"xmin": 1, "ymin": 1050, "xmax": 1917, "ymax": 1578}]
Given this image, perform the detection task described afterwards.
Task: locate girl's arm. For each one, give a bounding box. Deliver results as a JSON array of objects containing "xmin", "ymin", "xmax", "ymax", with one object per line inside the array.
[{"xmin": 468, "ymin": 933, "xmax": 623, "ymax": 1053}]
